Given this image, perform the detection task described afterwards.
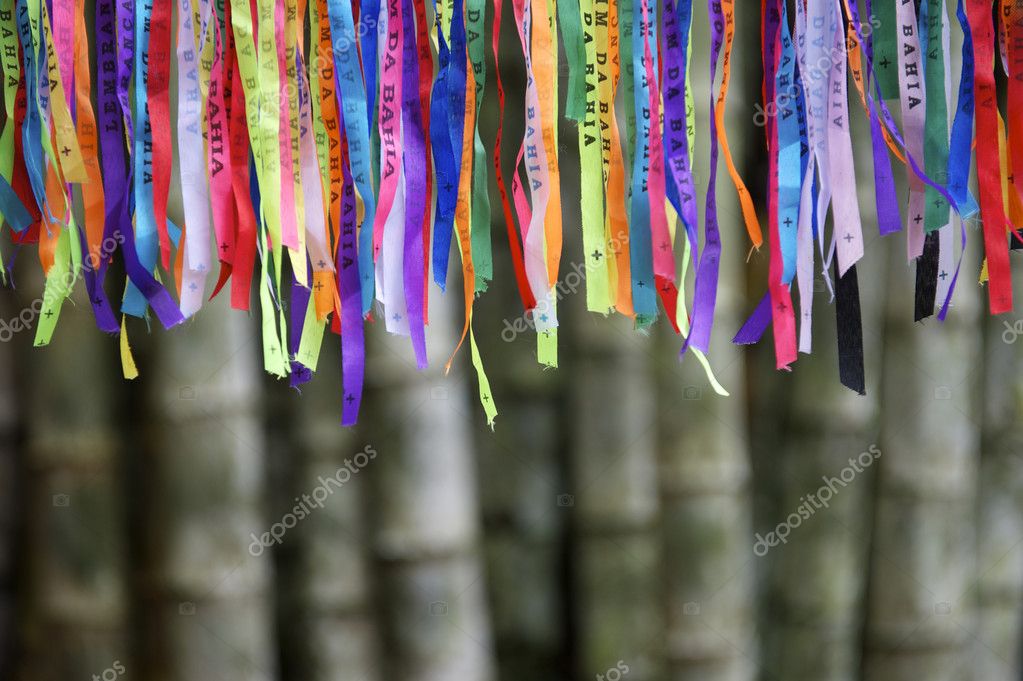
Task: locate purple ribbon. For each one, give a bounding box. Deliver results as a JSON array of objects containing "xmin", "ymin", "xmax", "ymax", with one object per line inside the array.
[
  {"xmin": 863, "ymin": 0, "xmax": 901, "ymax": 235},
  {"xmin": 681, "ymin": 0, "xmax": 725, "ymax": 356},
  {"xmin": 400, "ymin": 0, "xmax": 427, "ymax": 369},
  {"xmin": 732, "ymin": 292, "xmax": 772, "ymax": 345},
  {"xmin": 338, "ymin": 111, "xmax": 365, "ymax": 426},
  {"xmin": 661, "ymin": 0, "xmax": 698, "ymax": 257},
  {"xmin": 96, "ymin": 0, "xmax": 182, "ymax": 329},
  {"xmin": 61, "ymin": 1, "xmax": 114, "ymax": 333},
  {"xmin": 75, "ymin": 229, "xmax": 118, "ymax": 332},
  {"xmin": 288, "ymin": 267, "xmax": 313, "ymax": 389}
]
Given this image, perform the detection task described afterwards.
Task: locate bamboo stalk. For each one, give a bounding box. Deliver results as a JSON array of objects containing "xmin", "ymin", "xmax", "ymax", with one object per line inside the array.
[
  {"xmin": 655, "ymin": 3, "xmax": 759, "ymax": 677},
  {"xmin": 568, "ymin": 311, "xmax": 662, "ymax": 681},
  {"xmin": 16, "ymin": 285, "xmax": 129, "ymax": 681},
  {"xmin": 474, "ymin": 266, "xmax": 567, "ymax": 680},
  {"xmin": 363, "ymin": 293, "xmax": 497, "ymax": 681},
  {"xmin": 862, "ymin": 239, "xmax": 982, "ymax": 681},
  {"xmin": 271, "ymin": 357, "xmax": 381, "ymax": 681},
  {"xmin": 133, "ymin": 299, "xmax": 276, "ymax": 681},
  {"xmin": 0, "ymin": 294, "xmax": 21, "ymax": 679},
  {"xmin": 970, "ymin": 279, "xmax": 1023, "ymax": 681}
]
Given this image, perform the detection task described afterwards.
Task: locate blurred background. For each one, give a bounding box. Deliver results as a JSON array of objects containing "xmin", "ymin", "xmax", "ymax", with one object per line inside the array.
[{"xmin": 2, "ymin": 2, "xmax": 1023, "ymax": 681}]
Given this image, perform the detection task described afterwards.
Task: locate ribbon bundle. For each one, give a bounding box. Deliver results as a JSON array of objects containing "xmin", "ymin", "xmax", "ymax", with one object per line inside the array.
[{"xmin": 2, "ymin": 0, "xmax": 1021, "ymax": 425}]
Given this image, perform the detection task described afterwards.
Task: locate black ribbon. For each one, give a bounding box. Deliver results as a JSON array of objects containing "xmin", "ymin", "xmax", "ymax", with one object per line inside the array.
[
  {"xmin": 914, "ymin": 230, "xmax": 940, "ymax": 321},
  {"xmin": 835, "ymin": 261, "xmax": 865, "ymax": 395}
]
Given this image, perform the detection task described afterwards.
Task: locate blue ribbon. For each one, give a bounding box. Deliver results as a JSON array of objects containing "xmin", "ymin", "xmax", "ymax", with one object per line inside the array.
[
  {"xmin": 776, "ymin": 3, "xmax": 800, "ymax": 284},
  {"xmin": 122, "ymin": 0, "xmax": 157, "ymax": 318},
  {"xmin": 15, "ymin": 0, "xmax": 46, "ymax": 221},
  {"xmin": 431, "ymin": 0, "xmax": 464, "ymax": 289},
  {"xmin": 628, "ymin": 0, "xmax": 657, "ymax": 323},
  {"xmin": 948, "ymin": 0, "xmax": 979, "ymax": 218},
  {"xmin": 327, "ymin": 0, "xmax": 377, "ymax": 314},
  {"xmin": 428, "ymin": 22, "xmax": 455, "ymax": 290},
  {"xmin": 360, "ymin": 0, "xmax": 380, "ymax": 130}
]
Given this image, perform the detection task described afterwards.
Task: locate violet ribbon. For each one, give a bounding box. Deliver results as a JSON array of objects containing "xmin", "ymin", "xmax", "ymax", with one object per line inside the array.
[
  {"xmin": 337, "ymin": 111, "xmax": 365, "ymax": 427},
  {"xmin": 400, "ymin": 0, "xmax": 427, "ymax": 368},
  {"xmin": 288, "ymin": 268, "xmax": 314, "ymax": 388},
  {"xmin": 681, "ymin": 0, "xmax": 724, "ymax": 356},
  {"xmin": 864, "ymin": 0, "xmax": 902, "ymax": 235},
  {"xmin": 95, "ymin": 0, "xmax": 181, "ymax": 329},
  {"xmin": 662, "ymin": 0, "xmax": 699, "ymax": 260}
]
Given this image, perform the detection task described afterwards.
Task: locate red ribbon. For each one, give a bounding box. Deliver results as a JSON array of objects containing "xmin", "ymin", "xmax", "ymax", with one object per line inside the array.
[
  {"xmin": 147, "ymin": 0, "xmax": 174, "ymax": 269},
  {"xmin": 968, "ymin": 0, "xmax": 1013, "ymax": 314}
]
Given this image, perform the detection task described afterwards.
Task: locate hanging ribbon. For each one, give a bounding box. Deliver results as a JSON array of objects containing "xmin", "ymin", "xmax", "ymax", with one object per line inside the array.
[
  {"xmin": 2, "ymin": 0, "xmax": 1021, "ymax": 424},
  {"xmin": 968, "ymin": 0, "xmax": 1013, "ymax": 314}
]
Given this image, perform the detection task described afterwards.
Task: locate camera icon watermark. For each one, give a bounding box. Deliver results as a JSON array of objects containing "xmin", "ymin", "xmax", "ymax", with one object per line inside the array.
[
  {"xmin": 429, "ymin": 601, "xmax": 448, "ymax": 616},
  {"xmin": 557, "ymin": 493, "xmax": 575, "ymax": 507},
  {"xmin": 52, "ymin": 494, "xmax": 70, "ymax": 507}
]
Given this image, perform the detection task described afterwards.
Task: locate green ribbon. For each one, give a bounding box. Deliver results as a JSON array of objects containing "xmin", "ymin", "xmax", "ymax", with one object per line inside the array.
[
  {"xmin": 467, "ymin": 0, "xmax": 492, "ymax": 291},
  {"xmin": 619, "ymin": 0, "xmax": 635, "ymax": 172},
  {"xmin": 873, "ymin": 0, "xmax": 901, "ymax": 99},
  {"xmin": 559, "ymin": 0, "xmax": 586, "ymax": 121},
  {"xmin": 923, "ymin": 0, "xmax": 950, "ymax": 234}
]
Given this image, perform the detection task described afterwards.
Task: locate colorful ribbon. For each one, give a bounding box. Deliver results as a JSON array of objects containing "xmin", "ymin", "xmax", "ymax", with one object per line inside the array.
[{"xmin": 0, "ymin": 0, "xmax": 1019, "ymax": 424}]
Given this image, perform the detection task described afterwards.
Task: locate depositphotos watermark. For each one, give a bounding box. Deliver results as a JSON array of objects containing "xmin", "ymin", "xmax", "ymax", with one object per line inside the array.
[
  {"xmin": 91, "ymin": 660, "xmax": 126, "ymax": 681},
  {"xmin": 596, "ymin": 660, "xmax": 630, "ymax": 681},
  {"xmin": 1002, "ymin": 319, "xmax": 1023, "ymax": 344},
  {"xmin": 753, "ymin": 444, "xmax": 881, "ymax": 557},
  {"xmin": 501, "ymin": 229, "xmax": 630, "ymax": 343},
  {"xmin": 753, "ymin": 14, "xmax": 882, "ymax": 127},
  {"xmin": 0, "ymin": 230, "xmax": 125, "ymax": 342},
  {"xmin": 248, "ymin": 444, "xmax": 377, "ymax": 556}
]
